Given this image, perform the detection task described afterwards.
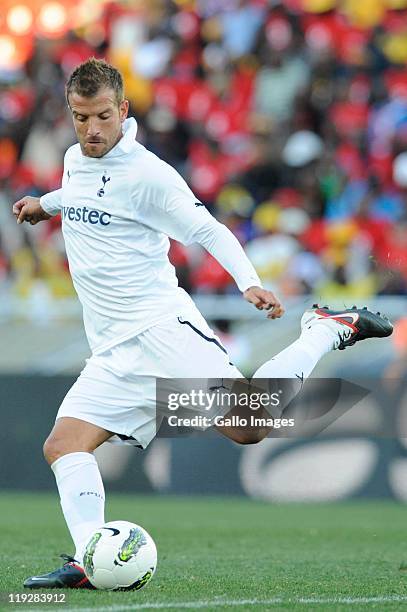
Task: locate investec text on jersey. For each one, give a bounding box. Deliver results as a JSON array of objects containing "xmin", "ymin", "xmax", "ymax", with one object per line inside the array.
[{"xmin": 61, "ymin": 206, "xmax": 111, "ymax": 226}]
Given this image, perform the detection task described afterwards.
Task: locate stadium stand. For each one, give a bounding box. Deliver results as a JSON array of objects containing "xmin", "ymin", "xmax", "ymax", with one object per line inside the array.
[{"xmin": 0, "ymin": 0, "xmax": 406, "ymax": 306}]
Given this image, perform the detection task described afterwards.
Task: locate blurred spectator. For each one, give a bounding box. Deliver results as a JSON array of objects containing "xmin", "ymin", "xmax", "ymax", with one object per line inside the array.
[{"xmin": 1, "ymin": 0, "xmax": 407, "ymax": 303}]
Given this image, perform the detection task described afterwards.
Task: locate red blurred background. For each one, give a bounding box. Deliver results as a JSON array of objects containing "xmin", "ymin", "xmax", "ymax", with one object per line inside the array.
[{"xmin": 1, "ymin": 0, "xmax": 407, "ymax": 305}]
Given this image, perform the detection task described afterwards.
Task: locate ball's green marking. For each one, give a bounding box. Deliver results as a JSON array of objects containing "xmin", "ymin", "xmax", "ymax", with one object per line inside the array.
[
  {"xmin": 120, "ymin": 568, "xmax": 154, "ymax": 591},
  {"xmin": 117, "ymin": 528, "xmax": 147, "ymax": 563},
  {"xmin": 83, "ymin": 531, "xmax": 102, "ymax": 578},
  {"xmin": 133, "ymin": 568, "xmax": 153, "ymax": 590}
]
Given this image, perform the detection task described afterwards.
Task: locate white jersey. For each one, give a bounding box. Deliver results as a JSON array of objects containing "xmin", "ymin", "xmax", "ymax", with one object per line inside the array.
[{"xmin": 41, "ymin": 118, "xmax": 261, "ymax": 355}]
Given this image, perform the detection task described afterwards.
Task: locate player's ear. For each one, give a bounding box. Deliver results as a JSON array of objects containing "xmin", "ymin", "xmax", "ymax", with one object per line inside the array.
[{"xmin": 119, "ymin": 99, "xmax": 129, "ymax": 122}]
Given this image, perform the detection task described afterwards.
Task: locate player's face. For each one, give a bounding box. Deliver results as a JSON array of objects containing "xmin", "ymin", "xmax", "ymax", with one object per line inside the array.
[{"xmin": 68, "ymin": 87, "xmax": 129, "ymax": 158}]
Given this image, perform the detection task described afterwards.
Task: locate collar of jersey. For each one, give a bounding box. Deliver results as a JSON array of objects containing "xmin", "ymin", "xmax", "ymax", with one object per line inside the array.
[{"xmin": 81, "ymin": 117, "xmax": 138, "ymax": 161}]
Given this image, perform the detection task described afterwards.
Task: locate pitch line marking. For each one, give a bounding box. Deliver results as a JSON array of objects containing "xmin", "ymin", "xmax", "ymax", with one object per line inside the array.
[{"xmin": 28, "ymin": 594, "xmax": 407, "ymax": 611}]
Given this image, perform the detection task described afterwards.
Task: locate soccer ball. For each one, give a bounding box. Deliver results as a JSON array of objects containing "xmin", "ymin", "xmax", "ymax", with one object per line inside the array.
[{"xmin": 83, "ymin": 520, "xmax": 157, "ymax": 590}]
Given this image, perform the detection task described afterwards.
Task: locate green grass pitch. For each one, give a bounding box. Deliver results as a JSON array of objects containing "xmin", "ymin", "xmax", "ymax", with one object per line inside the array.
[{"xmin": 1, "ymin": 493, "xmax": 407, "ymax": 611}]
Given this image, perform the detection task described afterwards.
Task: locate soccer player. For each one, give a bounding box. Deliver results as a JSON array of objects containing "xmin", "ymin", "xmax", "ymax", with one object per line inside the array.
[{"xmin": 13, "ymin": 59, "xmax": 393, "ymax": 589}]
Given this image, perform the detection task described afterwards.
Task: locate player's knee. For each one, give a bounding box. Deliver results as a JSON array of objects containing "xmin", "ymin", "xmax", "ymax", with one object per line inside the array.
[
  {"xmin": 230, "ymin": 429, "xmax": 265, "ymax": 445},
  {"xmin": 43, "ymin": 435, "xmax": 69, "ymax": 465}
]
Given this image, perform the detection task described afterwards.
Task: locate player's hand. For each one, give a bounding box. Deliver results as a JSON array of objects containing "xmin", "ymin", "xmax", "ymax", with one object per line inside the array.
[
  {"xmin": 12, "ymin": 196, "xmax": 51, "ymax": 225},
  {"xmin": 243, "ymin": 286, "xmax": 285, "ymax": 319}
]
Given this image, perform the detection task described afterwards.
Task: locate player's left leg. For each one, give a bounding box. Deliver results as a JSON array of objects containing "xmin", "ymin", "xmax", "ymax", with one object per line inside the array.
[
  {"xmin": 44, "ymin": 417, "xmax": 112, "ymax": 562},
  {"xmin": 24, "ymin": 417, "xmax": 112, "ymax": 589},
  {"xmin": 216, "ymin": 304, "xmax": 393, "ymax": 444},
  {"xmin": 23, "ymin": 338, "xmax": 161, "ymax": 590}
]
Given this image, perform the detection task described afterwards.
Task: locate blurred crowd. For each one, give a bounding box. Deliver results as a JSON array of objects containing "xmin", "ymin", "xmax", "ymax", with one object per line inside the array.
[{"xmin": 1, "ymin": 0, "xmax": 407, "ymax": 302}]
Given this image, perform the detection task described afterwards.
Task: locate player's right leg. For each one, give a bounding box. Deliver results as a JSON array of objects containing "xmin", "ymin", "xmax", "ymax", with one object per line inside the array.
[
  {"xmin": 24, "ymin": 417, "xmax": 112, "ymax": 589},
  {"xmin": 216, "ymin": 304, "xmax": 393, "ymax": 443}
]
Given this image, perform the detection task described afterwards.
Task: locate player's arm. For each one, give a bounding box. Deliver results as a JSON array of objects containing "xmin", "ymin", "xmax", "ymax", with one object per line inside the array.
[
  {"xmin": 190, "ymin": 219, "xmax": 284, "ymax": 320},
  {"xmin": 135, "ymin": 164, "xmax": 284, "ymax": 319},
  {"xmin": 13, "ymin": 189, "xmax": 62, "ymax": 225}
]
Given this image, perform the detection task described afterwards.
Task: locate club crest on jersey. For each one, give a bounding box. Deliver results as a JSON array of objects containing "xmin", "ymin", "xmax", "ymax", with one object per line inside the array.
[{"xmin": 97, "ymin": 173, "xmax": 111, "ymax": 198}]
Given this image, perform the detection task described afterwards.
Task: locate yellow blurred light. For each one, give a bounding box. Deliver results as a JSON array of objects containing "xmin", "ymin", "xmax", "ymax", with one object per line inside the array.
[
  {"xmin": 342, "ymin": 0, "xmax": 387, "ymax": 29},
  {"xmin": 0, "ymin": 34, "xmax": 17, "ymax": 68},
  {"xmin": 174, "ymin": 0, "xmax": 196, "ymax": 7},
  {"xmin": 38, "ymin": 2, "xmax": 68, "ymax": 34},
  {"xmin": 302, "ymin": 0, "xmax": 336, "ymax": 12},
  {"xmin": 387, "ymin": 0, "xmax": 407, "ymax": 9},
  {"xmin": 7, "ymin": 5, "xmax": 33, "ymax": 35},
  {"xmin": 382, "ymin": 33, "xmax": 407, "ymax": 64}
]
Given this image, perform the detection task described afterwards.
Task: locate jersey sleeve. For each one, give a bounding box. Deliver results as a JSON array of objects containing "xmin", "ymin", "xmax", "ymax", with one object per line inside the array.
[
  {"xmin": 131, "ymin": 159, "xmax": 261, "ymax": 292},
  {"xmin": 192, "ymin": 219, "xmax": 262, "ymax": 292},
  {"xmin": 40, "ymin": 189, "xmax": 62, "ymax": 216},
  {"xmin": 39, "ymin": 146, "xmax": 75, "ymax": 216},
  {"xmin": 131, "ymin": 159, "xmax": 213, "ymax": 244}
]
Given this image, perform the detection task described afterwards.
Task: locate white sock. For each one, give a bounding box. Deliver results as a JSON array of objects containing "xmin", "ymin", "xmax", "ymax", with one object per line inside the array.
[
  {"xmin": 51, "ymin": 452, "xmax": 105, "ymax": 565},
  {"xmin": 252, "ymin": 322, "xmax": 337, "ymax": 417}
]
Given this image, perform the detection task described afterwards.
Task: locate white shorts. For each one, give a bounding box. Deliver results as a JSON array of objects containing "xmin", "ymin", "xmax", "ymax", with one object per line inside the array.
[{"xmin": 57, "ymin": 310, "xmax": 242, "ymax": 448}]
